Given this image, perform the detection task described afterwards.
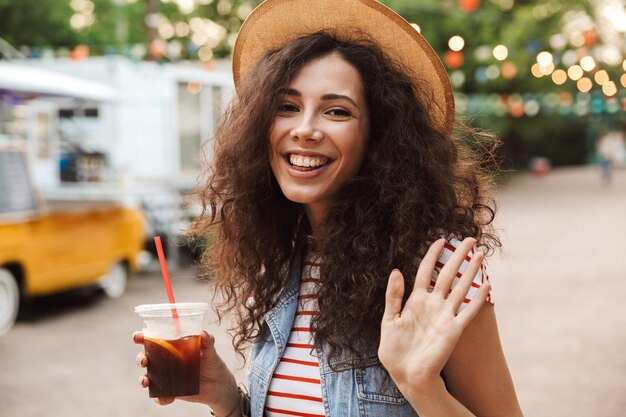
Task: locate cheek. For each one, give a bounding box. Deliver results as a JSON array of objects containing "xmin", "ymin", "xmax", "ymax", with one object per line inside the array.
[
  {"xmin": 343, "ymin": 134, "xmax": 368, "ymax": 170},
  {"xmin": 269, "ymin": 128, "xmax": 281, "ymax": 158}
]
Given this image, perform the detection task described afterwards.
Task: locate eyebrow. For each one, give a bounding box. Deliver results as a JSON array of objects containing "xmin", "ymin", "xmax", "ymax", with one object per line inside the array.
[{"xmin": 279, "ymin": 88, "xmax": 359, "ymax": 108}]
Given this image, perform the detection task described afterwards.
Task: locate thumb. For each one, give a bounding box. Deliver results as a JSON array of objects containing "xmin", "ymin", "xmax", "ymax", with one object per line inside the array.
[
  {"xmin": 200, "ymin": 331, "xmax": 216, "ymax": 352},
  {"xmin": 382, "ymin": 269, "xmax": 405, "ymax": 322}
]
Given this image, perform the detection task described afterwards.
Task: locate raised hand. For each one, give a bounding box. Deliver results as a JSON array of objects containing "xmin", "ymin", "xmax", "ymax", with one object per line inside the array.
[
  {"xmin": 133, "ymin": 330, "xmax": 240, "ymax": 415},
  {"xmin": 378, "ymin": 238, "xmax": 490, "ymax": 391}
]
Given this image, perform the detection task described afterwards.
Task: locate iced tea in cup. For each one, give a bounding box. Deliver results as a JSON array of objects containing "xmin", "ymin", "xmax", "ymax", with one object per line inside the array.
[{"xmin": 135, "ymin": 302, "xmax": 208, "ymax": 398}]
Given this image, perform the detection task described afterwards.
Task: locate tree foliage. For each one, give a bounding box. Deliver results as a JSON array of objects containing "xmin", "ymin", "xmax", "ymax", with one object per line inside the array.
[{"xmin": 0, "ymin": 0, "xmax": 617, "ymax": 168}]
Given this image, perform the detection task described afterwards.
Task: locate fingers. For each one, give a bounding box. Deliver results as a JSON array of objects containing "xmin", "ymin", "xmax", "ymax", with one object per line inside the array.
[
  {"xmin": 448, "ymin": 250, "xmax": 484, "ymax": 313},
  {"xmin": 456, "ymin": 281, "xmax": 491, "ymax": 328},
  {"xmin": 432, "ymin": 238, "xmax": 475, "ymax": 297},
  {"xmin": 414, "ymin": 239, "xmax": 446, "ymax": 290},
  {"xmin": 200, "ymin": 330, "xmax": 215, "ymax": 351},
  {"xmin": 382, "ymin": 269, "xmax": 405, "ymax": 322},
  {"xmin": 155, "ymin": 397, "xmax": 175, "ymax": 406},
  {"xmin": 135, "ymin": 330, "xmax": 175, "ymax": 407},
  {"xmin": 136, "ymin": 351, "xmax": 148, "ymax": 367},
  {"xmin": 132, "ymin": 331, "xmax": 144, "ymax": 345},
  {"xmin": 139, "ymin": 367, "xmax": 176, "ymax": 407}
]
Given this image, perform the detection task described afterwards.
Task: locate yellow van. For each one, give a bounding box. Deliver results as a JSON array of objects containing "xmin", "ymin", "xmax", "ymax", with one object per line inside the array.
[
  {"xmin": 0, "ymin": 152, "xmax": 146, "ymax": 335},
  {"xmin": 0, "ymin": 201, "xmax": 145, "ymax": 334}
]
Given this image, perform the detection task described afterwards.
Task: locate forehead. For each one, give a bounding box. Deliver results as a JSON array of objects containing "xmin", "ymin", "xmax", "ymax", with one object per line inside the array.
[{"xmin": 288, "ymin": 53, "xmax": 365, "ymax": 98}]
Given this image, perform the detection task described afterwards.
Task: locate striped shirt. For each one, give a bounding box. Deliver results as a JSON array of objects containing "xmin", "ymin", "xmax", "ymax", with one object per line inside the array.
[
  {"xmin": 416, "ymin": 238, "xmax": 494, "ymax": 311},
  {"xmin": 265, "ymin": 252, "xmax": 326, "ymax": 417},
  {"xmin": 264, "ymin": 238, "xmax": 492, "ymax": 416}
]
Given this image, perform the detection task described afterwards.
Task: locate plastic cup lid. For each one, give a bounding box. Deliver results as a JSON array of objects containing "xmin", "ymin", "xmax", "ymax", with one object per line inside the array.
[{"xmin": 134, "ymin": 302, "xmax": 209, "ymax": 314}]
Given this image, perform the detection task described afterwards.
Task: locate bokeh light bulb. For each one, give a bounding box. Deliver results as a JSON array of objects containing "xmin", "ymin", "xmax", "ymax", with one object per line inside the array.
[
  {"xmin": 576, "ymin": 77, "xmax": 592, "ymax": 93},
  {"xmin": 552, "ymin": 69, "xmax": 567, "ymax": 85},
  {"xmin": 540, "ymin": 63, "xmax": 555, "ymax": 76},
  {"xmin": 567, "ymin": 65, "xmax": 583, "ymax": 80},
  {"xmin": 449, "ymin": 35, "xmax": 465, "ymax": 51},
  {"xmin": 580, "ymin": 56, "xmax": 596, "ymax": 72},
  {"xmin": 602, "ymin": 81, "xmax": 617, "ymax": 96},
  {"xmin": 493, "ymin": 45, "xmax": 508, "ymax": 61},
  {"xmin": 537, "ymin": 51, "xmax": 553, "ymax": 67},
  {"xmin": 594, "ymin": 70, "xmax": 609, "ymax": 85}
]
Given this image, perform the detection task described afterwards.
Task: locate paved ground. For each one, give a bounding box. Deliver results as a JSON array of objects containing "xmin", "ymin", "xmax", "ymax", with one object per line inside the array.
[
  {"xmin": 489, "ymin": 166, "xmax": 626, "ymax": 417},
  {"xmin": 0, "ymin": 165, "xmax": 624, "ymax": 417}
]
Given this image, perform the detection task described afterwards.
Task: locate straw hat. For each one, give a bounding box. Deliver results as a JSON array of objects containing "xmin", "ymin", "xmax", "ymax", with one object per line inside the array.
[{"xmin": 232, "ymin": 0, "xmax": 455, "ymax": 133}]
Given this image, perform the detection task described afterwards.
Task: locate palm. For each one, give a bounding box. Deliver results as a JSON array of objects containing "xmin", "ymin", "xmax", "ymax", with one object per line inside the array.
[
  {"xmin": 378, "ymin": 238, "xmax": 490, "ymax": 387},
  {"xmin": 192, "ymin": 338, "xmax": 237, "ymax": 405}
]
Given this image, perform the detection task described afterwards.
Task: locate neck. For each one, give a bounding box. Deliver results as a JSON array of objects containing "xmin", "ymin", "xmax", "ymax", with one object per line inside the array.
[{"xmin": 304, "ymin": 202, "xmax": 326, "ymax": 236}]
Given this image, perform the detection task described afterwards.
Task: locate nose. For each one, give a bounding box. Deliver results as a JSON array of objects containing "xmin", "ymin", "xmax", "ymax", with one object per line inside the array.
[{"xmin": 291, "ymin": 113, "xmax": 323, "ymax": 142}]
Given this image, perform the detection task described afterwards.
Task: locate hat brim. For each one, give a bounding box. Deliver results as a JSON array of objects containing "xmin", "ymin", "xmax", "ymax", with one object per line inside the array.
[{"xmin": 232, "ymin": 0, "xmax": 455, "ymax": 133}]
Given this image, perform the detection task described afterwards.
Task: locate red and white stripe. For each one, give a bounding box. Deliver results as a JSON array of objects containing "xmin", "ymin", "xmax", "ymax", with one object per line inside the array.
[
  {"xmin": 415, "ymin": 238, "xmax": 494, "ymax": 312},
  {"xmin": 265, "ymin": 254, "xmax": 326, "ymax": 417}
]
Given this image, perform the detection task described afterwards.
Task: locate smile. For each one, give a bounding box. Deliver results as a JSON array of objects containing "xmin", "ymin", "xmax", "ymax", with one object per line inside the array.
[{"xmin": 286, "ymin": 153, "xmax": 331, "ymax": 171}]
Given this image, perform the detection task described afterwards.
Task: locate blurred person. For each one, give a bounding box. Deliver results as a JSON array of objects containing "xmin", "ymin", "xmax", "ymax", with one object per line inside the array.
[
  {"xmin": 133, "ymin": 1, "xmax": 523, "ymax": 416},
  {"xmin": 596, "ymin": 122, "xmax": 626, "ymax": 185}
]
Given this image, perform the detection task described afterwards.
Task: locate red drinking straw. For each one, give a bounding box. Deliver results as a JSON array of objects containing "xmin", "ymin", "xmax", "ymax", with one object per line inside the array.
[{"xmin": 154, "ymin": 236, "xmax": 181, "ymax": 335}]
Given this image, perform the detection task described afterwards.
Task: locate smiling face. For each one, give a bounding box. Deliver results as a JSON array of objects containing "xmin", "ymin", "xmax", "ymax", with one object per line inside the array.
[{"xmin": 269, "ymin": 53, "xmax": 370, "ymax": 231}]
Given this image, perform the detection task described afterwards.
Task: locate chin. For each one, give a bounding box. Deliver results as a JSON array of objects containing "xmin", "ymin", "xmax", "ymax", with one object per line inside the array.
[
  {"xmin": 281, "ymin": 192, "xmax": 314, "ymax": 205},
  {"xmin": 277, "ymin": 186, "xmax": 318, "ymax": 205}
]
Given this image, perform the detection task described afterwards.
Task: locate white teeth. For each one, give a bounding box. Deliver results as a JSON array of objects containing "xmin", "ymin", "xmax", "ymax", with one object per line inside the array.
[{"xmin": 289, "ymin": 154, "xmax": 328, "ymax": 168}]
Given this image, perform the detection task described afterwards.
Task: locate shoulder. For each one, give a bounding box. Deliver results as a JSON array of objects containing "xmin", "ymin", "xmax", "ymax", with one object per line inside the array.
[{"xmin": 417, "ymin": 235, "xmax": 493, "ymax": 310}]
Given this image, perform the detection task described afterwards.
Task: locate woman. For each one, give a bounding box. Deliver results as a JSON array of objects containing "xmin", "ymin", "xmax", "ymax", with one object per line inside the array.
[{"xmin": 134, "ymin": 1, "xmax": 523, "ymax": 416}]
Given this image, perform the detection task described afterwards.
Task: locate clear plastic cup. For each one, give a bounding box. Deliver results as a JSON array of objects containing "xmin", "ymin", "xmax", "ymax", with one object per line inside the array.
[{"xmin": 135, "ymin": 302, "xmax": 208, "ymax": 398}]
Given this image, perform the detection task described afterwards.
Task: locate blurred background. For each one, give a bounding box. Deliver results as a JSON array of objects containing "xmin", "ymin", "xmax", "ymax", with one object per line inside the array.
[{"xmin": 0, "ymin": 1, "xmax": 625, "ymax": 417}]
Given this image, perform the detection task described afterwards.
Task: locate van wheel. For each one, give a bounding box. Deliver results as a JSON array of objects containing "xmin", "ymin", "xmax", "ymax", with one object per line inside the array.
[
  {"xmin": 99, "ymin": 262, "xmax": 127, "ymax": 299},
  {"xmin": 0, "ymin": 268, "xmax": 20, "ymax": 335}
]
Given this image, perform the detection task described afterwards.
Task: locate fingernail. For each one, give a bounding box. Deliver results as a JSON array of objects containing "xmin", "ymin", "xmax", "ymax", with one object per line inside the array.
[
  {"xmin": 140, "ymin": 377, "xmax": 147, "ymax": 387},
  {"xmin": 140, "ymin": 357, "xmax": 147, "ymax": 366}
]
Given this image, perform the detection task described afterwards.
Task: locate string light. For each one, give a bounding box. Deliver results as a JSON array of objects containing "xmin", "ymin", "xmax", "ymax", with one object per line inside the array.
[
  {"xmin": 175, "ymin": 21, "xmax": 190, "ymax": 37},
  {"xmin": 501, "ymin": 62, "xmax": 517, "ymax": 79},
  {"xmin": 594, "ymin": 70, "xmax": 609, "ymax": 86},
  {"xmin": 576, "ymin": 77, "xmax": 592, "ymax": 93},
  {"xmin": 540, "ymin": 63, "xmax": 555, "ymax": 76},
  {"xmin": 198, "ymin": 45, "xmax": 213, "ymax": 61},
  {"xmin": 567, "ymin": 65, "xmax": 584, "ymax": 80},
  {"xmin": 486, "ymin": 65, "xmax": 500, "ymax": 79},
  {"xmin": 493, "ymin": 45, "xmax": 508, "ymax": 61},
  {"xmin": 602, "ymin": 81, "xmax": 617, "ymax": 96},
  {"xmin": 537, "ymin": 51, "xmax": 553, "ymax": 67},
  {"xmin": 562, "ymin": 50, "xmax": 578, "ymax": 67},
  {"xmin": 552, "ymin": 69, "xmax": 567, "ymax": 85},
  {"xmin": 621, "ymin": 74, "xmax": 626, "ymax": 88},
  {"xmin": 449, "ymin": 35, "xmax": 465, "ymax": 51},
  {"xmin": 531, "ymin": 63, "xmax": 544, "ymax": 78},
  {"xmin": 580, "ymin": 56, "xmax": 596, "ymax": 72}
]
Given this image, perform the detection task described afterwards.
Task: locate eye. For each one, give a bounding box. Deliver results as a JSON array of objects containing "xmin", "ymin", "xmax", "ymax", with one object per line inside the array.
[
  {"xmin": 278, "ymin": 103, "xmax": 299, "ymax": 113},
  {"xmin": 327, "ymin": 108, "xmax": 353, "ymax": 118}
]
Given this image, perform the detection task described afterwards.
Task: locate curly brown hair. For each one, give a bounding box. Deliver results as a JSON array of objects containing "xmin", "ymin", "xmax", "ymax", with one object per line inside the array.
[{"xmin": 189, "ymin": 30, "xmax": 500, "ymax": 360}]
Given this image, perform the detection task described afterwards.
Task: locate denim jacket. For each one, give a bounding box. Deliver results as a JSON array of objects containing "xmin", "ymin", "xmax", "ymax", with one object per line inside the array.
[{"xmin": 246, "ymin": 237, "xmax": 419, "ymax": 417}]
